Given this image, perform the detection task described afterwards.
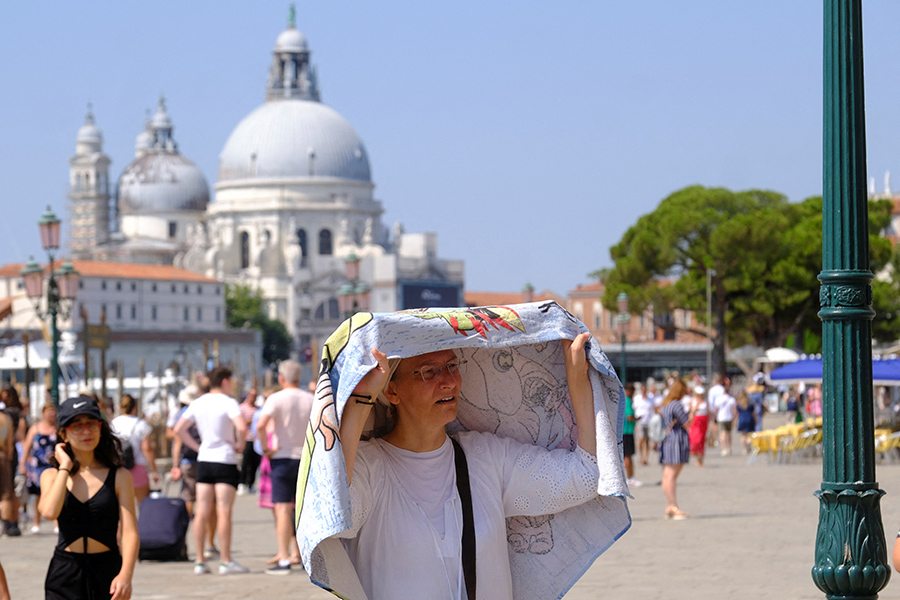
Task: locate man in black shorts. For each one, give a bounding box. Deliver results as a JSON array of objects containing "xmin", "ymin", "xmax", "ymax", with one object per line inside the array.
[
  {"xmin": 175, "ymin": 367, "xmax": 248, "ymax": 575},
  {"xmin": 257, "ymin": 360, "xmax": 314, "ymax": 575}
]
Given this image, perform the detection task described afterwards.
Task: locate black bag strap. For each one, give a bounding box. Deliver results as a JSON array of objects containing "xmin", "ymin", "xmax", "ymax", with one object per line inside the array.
[{"xmin": 451, "ymin": 437, "xmax": 476, "ymax": 600}]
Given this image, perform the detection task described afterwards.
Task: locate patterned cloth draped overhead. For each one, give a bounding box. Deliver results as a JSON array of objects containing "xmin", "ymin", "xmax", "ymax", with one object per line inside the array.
[{"xmin": 295, "ymin": 301, "xmax": 632, "ymax": 600}]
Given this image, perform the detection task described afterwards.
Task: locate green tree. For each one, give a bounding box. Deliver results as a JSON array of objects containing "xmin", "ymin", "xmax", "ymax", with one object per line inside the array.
[
  {"xmin": 225, "ymin": 284, "xmax": 292, "ymax": 365},
  {"xmin": 598, "ymin": 186, "xmax": 899, "ymax": 377}
]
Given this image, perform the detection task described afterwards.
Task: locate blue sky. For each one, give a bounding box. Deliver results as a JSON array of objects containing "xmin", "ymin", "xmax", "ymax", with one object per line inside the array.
[{"xmin": 2, "ymin": 2, "xmax": 900, "ymax": 295}]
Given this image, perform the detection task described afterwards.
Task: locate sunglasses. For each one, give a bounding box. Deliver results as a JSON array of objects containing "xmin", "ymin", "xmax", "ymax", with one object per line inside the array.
[{"xmin": 65, "ymin": 420, "xmax": 101, "ymax": 434}]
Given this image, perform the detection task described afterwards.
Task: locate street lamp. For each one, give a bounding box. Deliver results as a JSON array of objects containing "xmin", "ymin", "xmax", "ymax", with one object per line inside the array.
[
  {"xmin": 338, "ymin": 253, "xmax": 371, "ymax": 318},
  {"xmin": 617, "ymin": 292, "xmax": 630, "ymax": 384},
  {"xmin": 812, "ymin": 2, "xmax": 890, "ymax": 596},
  {"xmin": 21, "ymin": 206, "xmax": 79, "ymax": 407}
]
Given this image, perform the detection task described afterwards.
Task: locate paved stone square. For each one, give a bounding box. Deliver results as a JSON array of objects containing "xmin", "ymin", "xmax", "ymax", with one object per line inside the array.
[{"xmin": 3, "ymin": 444, "xmax": 900, "ymax": 599}]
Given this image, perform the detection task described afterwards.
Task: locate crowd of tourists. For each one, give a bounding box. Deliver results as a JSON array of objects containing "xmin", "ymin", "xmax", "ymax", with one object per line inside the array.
[{"xmin": 620, "ymin": 371, "xmax": 770, "ymax": 519}]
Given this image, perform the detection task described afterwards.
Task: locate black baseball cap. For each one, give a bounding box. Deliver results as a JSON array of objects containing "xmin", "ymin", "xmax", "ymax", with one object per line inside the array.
[{"xmin": 57, "ymin": 395, "xmax": 104, "ymax": 428}]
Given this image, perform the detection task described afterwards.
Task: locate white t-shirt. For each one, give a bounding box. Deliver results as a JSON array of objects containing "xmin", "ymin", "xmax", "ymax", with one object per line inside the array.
[
  {"xmin": 633, "ymin": 393, "xmax": 654, "ymax": 424},
  {"xmin": 716, "ymin": 394, "xmax": 736, "ymax": 422},
  {"xmin": 336, "ymin": 431, "xmax": 600, "ymax": 600},
  {"xmin": 260, "ymin": 387, "xmax": 314, "ymax": 460},
  {"xmin": 111, "ymin": 415, "xmax": 153, "ymax": 467},
  {"xmin": 180, "ymin": 392, "xmax": 242, "ymax": 464},
  {"xmin": 708, "ymin": 384, "xmax": 725, "ymax": 413}
]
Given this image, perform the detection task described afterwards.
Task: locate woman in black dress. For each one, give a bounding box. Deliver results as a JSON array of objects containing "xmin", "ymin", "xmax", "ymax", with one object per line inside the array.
[
  {"xmin": 39, "ymin": 396, "xmax": 138, "ymax": 600},
  {"xmin": 658, "ymin": 379, "xmax": 691, "ymax": 519}
]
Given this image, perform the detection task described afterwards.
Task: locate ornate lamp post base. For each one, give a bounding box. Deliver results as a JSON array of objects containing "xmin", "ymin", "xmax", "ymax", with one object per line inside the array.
[{"xmin": 812, "ymin": 486, "xmax": 890, "ymax": 598}]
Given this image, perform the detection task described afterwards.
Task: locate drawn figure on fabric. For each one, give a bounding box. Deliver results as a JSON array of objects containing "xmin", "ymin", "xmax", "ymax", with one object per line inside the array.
[
  {"xmin": 406, "ymin": 306, "xmax": 525, "ymax": 337},
  {"xmin": 295, "ymin": 374, "xmax": 339, "ymax": 526},
  {"xmin": 508, "ymin": 515, "xmax": 555, "ymax": 555},
  {"xmin": 457, "ymin": 344, "xmax": 577, "ymax": 451}
]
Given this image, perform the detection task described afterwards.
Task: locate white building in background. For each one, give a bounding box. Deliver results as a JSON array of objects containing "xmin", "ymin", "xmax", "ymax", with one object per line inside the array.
[
  {"xmin": 0, "ymin": 261, "xmax": 259, "ymax": 380},
  {"xmin": 65, "ymin": 10, "xmax": 464, "ymax": 358}
]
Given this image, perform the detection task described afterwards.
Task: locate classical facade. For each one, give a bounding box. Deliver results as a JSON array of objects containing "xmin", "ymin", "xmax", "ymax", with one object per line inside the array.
[
  {"xmin": 65, "ymin": 12, "xmax": 464, "ymax": 358},
  {"xmin": 0, "ymin": 260, "xmax": 259, "ymax": 382}
]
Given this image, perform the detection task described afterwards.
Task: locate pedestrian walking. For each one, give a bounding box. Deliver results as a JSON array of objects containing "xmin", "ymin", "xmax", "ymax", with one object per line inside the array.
[
  {"xmin": 0, "ymin": 407, "xmax": 17, "ymax": 537},
  {"xmin": 1, "ymin": 384, "xmax": 26, "ymax": 537},
  {"xmin": 237, "ymin": 388, "xmax": 260, "ymax": 496},
  {"xmin": 19, "ymin": 403, "xmax": 58, "ymax": 533},
  {"xmin": 659, "ymin": 379, "xmax": 690, "ymax": 519},
  {"xmin": 256, "ymin": 360, "xmax": 313, "ymax": 575},
  {"xmin": 622, "ymin": 384, "xmax": 641, "ymax": 487},
  {"xmin": 173, "ymin": 367, "xmax": 248, "ymax": 576},
  {"xmin": 706, "ymin": 374, "xmax": 725, "ymax": 449},
  {"xmin": 39, "ymin": 396, "xmax": 138, "ymax": 600},
  {"xmin": 715, "ymin": 383, "xmax": 736, "ymax": 456},
  {"xmin": 735, "ymin": 391, "xmax": 756, "ymax": 455},
  {"xmin": 111, "ymin": 395, "xmax": 158, "ymax": 508},
  {"xmin": 633, "ymin": 381, "xmax": 654, "ymax": 466},
  {"xmin": 688, "ymin": 386, "xmax": 709, "ymax": 467}
]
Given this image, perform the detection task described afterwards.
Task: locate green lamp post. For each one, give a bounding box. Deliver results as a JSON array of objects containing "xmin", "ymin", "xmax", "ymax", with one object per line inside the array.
[
  {"xmin": 338, "ymin": 253, "xmax": 371, "ymax": 319},
  {"xmin": 21, "ymin": 207, "xmax": 79, "ymax": 407},
  {"xmin": 617, "ymin": 292, "xmax": 629, "ymax": 384},
  {"xmin": 813, "ymin": 1, "xmax": 890, "ymax": 597}
]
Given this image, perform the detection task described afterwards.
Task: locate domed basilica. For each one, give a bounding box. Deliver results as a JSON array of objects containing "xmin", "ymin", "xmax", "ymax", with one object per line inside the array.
[{"xmin": 68, "ymin": 11, "xmax": 464, "ymax": 354}]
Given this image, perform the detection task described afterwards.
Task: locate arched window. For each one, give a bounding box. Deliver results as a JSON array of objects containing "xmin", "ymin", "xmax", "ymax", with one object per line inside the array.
[
  {"xmin": 75, "ymin": 173, "xmax": 83, "ymax": 192},
  {"xmin": 240, "ymin": 231, "xmax": 250, "ymax": 269},
  {"xmin": 296, "ymin": 229, "xmax": 307, "ymax": 257},
  {"xmin": 328, "ymin": 298, "xmax": 340, "ymax": 319},
  {"xmin": 314, "ymin": 298, "xmax": 342, "ymax": 321},
  {"xmin": 318, "ymin": 229, "xmax": 332, "ymax": 255}
]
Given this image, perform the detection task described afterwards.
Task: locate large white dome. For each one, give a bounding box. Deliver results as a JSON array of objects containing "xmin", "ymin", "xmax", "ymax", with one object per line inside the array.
[
  {"xmin": 118, "ymin": 153, "xmax": 210, "ymax": 214},
  {"xmin": 217, "ymin": 99, "xmax": 371, "ymax": 183}
]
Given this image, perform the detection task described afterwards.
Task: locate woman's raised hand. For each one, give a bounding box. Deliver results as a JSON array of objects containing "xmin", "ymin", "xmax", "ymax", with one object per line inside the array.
[
  {"xmin": 353, "ymin": 348, "xmax": 390, "ymax": 399},
  {"xmin": 562, "ymin": 333, "xmax": 591, "ymax": 386},
  {"xmin": 53, "ymin": 443, "xmax": 74, "ymax": 471}
]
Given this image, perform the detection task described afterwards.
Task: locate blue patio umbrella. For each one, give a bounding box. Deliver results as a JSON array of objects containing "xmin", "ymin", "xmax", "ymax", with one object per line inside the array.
[{"xmin": 768, "ymin": 357, "xmax": 900, "ymax": 386}]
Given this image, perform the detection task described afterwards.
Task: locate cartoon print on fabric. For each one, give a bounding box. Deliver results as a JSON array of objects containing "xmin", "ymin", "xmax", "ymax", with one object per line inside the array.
[
  {"xmin": 456, "ymin": 342, "xmax": 577, "ymax": 451},
  {"xmin": 406, "ymin": 306, "xmax": 525, "ymax": 337},
  {"xmin": 321, "ymin": 312, "xmax": 374, "ymax": 372},
  {"xmin": 508, "ymin": 515, "xmax": 555, "ymax": 555},
  {"xmin": 296, "ymin": 315, "xmax": 373, "ymax": 527},
  {"xmin": 452, "ymin": 340, "xmax": 579, "ymax": 556}
]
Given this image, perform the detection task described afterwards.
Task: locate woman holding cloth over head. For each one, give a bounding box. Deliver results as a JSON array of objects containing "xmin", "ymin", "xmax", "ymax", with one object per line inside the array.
[
  {"xmin": 39, "ymin": 396, "xmax": 138, "ymax": 600},
  {"xmin": 334, "ymin": 332, "xmax": 601, "ymax": 600}
]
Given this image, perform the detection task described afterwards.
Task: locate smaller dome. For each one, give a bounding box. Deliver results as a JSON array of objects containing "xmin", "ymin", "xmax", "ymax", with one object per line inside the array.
[
  {"xmin": 118, "ymin": 153, "xmax": 209, "ymax": 215},
  {"xmin": 152, "ymin": 100, "xmax": 173, "ymax": 130},
  {"xmin": 76, "ymin": 109, "xmax": 102, "ymax": 151},
  {"xmin": 135, "ymin": 128, "xmax": 153, "ymax": 156},
  {"xmin": 276, "ymin": 27, "xmax": 307, "ymax": 53}
]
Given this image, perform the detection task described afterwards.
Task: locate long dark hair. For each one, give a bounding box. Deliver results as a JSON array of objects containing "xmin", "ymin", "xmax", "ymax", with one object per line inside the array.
[
  {"xmin": 51, "ymin": 418, "xmax": 124, "ymax": 475},
  {"xmin": 0, "ymin": 383, "xmax": 21, "ymax": 410}
]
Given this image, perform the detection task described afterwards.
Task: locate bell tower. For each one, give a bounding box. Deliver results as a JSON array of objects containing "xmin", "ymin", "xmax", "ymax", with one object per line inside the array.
[{"xmin": 69, "ymin": 105, "xmax": 111, "ymax": 257}]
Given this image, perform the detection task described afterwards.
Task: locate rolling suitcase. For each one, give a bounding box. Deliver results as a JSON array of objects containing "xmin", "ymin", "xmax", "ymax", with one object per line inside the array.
[{"xmin": 138, "ymin": 496, "xmax": 190, "ymax": 561}]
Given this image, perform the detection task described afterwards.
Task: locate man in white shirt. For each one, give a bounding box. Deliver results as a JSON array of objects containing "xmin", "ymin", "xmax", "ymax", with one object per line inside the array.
[
  {"xmin": 715, "ymin": 379, "xmax": 736, "ymax": 456},
  {"xmin": 257, "ymin": 360, "xmax": 314, "ymax": 575},
  {"xmin": 707, "ymin": 374, "xmax": 726, "ymax": 448},
  {"xmin": 175, "ymin": 367, "xmax": 248, "ymax": 576}
]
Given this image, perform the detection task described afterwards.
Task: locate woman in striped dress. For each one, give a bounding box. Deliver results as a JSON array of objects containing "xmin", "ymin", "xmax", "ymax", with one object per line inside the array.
[{"xmin": 658, "ymin": 379, "xmax": 691, "ymax": 519}]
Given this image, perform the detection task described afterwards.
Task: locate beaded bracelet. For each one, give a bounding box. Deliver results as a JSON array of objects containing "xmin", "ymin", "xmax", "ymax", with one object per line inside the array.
[{"xmin": 350, "ymin": 394, "xmax": 376, "ymax": 405}]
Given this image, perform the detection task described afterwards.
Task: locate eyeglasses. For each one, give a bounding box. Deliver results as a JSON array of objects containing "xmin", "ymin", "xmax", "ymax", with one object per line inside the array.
[
  {"xmin": 408, "ymin": 359, "xmax": 468, "ymax": 382},
  {"xmin": 65, "ymin": 420, "xmax": 101, "ymax": 434}
]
